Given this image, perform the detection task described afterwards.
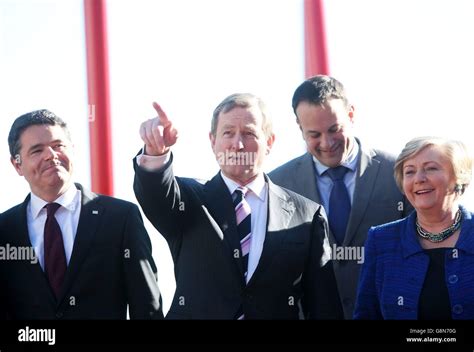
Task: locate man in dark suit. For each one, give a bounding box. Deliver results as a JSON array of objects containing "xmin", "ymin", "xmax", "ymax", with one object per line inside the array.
[
  {"xmin": 133, "ymin": 94, "xmax": 341, "ymax": 319},
  {"xmin": 0, "ymin": 110, "xmax": 163, "ymax": 319},
  {"xmin": 269, "ymin": 75, "xmax": 412, "ymax": 319}
]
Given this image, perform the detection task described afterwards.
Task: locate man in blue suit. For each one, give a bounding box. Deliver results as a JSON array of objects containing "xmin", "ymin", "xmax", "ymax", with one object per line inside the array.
[{"xmin": 269, "ymin": 75, "xmax": 411, "ymax": 319}]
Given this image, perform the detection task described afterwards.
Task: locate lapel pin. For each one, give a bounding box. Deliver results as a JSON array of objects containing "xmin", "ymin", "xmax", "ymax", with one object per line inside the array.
[{"xmin": 92, "ymin": 210, "xmax": 99, "ymax": 215}]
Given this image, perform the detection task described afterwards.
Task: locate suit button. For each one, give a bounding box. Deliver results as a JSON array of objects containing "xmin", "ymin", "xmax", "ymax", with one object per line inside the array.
[
  {"xmin": 452, "ymin": 304, "xmax": 463, "ymax": 315},
  {"xmin": 55, "ymin": 312, "xmax": 64, "ymax": 319},
  {"xmin": 448, "ymin": 274, "xmax": 458, "ymax": 284}
]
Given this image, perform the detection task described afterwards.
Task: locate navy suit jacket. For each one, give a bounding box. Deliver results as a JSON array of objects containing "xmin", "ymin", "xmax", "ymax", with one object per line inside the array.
[
  {"xmin": 133, "ymin": 154, "xmax": 342, "ymax": 319},
  {"xmin": 0, "ymin": 184, "xmax": 163, "ymax": 319},
  {"xmin": 354, "ymin": 206, "xmax": 474, "ymax": 319}
]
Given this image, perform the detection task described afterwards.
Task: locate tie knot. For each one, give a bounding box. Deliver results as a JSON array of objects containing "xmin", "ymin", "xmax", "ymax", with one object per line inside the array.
[
  {"xmin": 233, "ymin": 187, "xmax": 248, "ymax": 204},
  {"xmin": 235, "ymin": 186, "xmax": 249, "ymax": 197},
  {"xmin": 45, "ymin": 203, "xmax": 61, "ymax": 216},
  {"xmin": 326, "ymin": 166, "xmax": 349, "ymax": 181},
  {"xmin": 235, "ymin": 186, "xmax": 248, "ymax": 197}
]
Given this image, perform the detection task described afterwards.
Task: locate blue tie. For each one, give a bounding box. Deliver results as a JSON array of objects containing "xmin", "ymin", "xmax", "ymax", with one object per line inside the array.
[{"xmin": 326, "ymin": 166, "xmax": 351, "ymax": 245}]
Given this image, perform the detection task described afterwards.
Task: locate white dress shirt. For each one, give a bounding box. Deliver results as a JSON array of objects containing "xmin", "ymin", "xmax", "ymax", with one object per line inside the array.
[
  {"xmin": 220, "ymin": 173, "xmax": 268, "ymax": 283},
  {"xmin": 27, "ymin": 185, "xmax": 82, "ymax": 270}
]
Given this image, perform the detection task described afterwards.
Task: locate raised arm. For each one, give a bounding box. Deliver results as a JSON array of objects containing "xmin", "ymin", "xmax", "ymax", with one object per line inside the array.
[
  {"xmin": 139, "ymin": 102, "xmax": 179, "ymax": 156},
  {"xmin": 133, "ymin": 103, "xmax": 190, "ymax": 243}
]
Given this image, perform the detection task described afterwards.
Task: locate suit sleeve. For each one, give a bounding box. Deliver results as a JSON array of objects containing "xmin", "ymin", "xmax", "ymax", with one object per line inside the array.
[
  {"xmin": 122, "ymin": 204, "xmax": 164, "ymax": 319},
  {"xmin": 303, "ymin": 206, "xmax": 344, "ymax": 319},
  {"xmin": 133, "ymin": 152, "xmax": 186, "ymax": 242},
  {"xmin": 353, "ymin": 227, "xmax": 383, "ymax": 319}
]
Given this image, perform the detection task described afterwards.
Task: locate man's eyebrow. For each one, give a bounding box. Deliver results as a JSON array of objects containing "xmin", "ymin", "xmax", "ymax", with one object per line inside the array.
[
  {"xmin": 219, "ymin": 124, "xmax": 236, "ymax": 132},
  {"xmin": 27, "ymin": 143, "xmax": 44, "ymax": 152},
  {"xmin": 26, "ymin": 139, "xmax": 65, "ymax": 153}
]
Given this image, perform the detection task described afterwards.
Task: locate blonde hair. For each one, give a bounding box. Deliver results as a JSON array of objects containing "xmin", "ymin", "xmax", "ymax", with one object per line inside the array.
[{"xmin": 394, "ymin": 136, "xmax": 472, "ymax": 195}]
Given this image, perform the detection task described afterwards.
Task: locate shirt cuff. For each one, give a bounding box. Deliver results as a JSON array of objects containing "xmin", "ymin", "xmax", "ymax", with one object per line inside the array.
[{"xmin": 136, "ymin": 147, "xmax": 170, "ymax": 171}]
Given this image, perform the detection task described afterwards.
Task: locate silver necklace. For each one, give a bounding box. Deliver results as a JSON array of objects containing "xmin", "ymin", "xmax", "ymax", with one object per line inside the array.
[{"xmin": 416, "ymin": 209, "xmax": 462, "ymax": 243}]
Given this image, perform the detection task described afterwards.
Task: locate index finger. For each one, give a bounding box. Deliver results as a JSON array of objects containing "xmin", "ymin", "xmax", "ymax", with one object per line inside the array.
[{"xmin": 152, "ymin": 101, "xmax": 170, "ymax": 124}]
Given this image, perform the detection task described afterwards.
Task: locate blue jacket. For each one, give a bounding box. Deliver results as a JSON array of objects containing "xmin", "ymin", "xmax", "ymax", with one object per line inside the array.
[{"xmin": 354, "ymin": 206, "xmax": 474, "ymax": 319}]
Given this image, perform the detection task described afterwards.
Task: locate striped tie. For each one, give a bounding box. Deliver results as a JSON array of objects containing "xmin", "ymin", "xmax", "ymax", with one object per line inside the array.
[{"xmin": 233, "ymin": 186, "xmax": 251, "ymax": 280}]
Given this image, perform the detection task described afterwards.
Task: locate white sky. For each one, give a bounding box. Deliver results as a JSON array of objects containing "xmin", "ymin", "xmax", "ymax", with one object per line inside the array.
[{"xmin": 2, "ymin": 0, "xmax": 474, "ymax": 313}]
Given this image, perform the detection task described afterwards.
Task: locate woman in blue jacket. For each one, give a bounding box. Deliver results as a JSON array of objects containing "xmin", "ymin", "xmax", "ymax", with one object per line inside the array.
[{"xmin": 354, "ymin": 136, "xmax": 474, "ymax": 319}]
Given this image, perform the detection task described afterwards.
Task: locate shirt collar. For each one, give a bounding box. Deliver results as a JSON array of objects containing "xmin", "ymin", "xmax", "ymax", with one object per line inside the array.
[
  {"xmin": 30, "ymin": 185, "xmax": 80, "ymax": 219},
  {"xmin": 313, "ymin": 138, "xmax": 360, "ymax": 176},
  {"xmin": 220, "ymin": 172, "xmax": 266, "ymax": 201}
]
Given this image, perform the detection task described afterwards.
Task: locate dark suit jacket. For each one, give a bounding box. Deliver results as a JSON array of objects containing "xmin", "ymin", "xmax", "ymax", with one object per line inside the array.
[
  {"xmin": 269, "ymin": 139, "xmax": 412, "ymax": 319},
  {"xmin": 0, "ymin": 184, "xmax": 163, "ymax": 319},
  {"xmin": 133, "ymin": 154, "xmax": 342, "ymax": 319}
]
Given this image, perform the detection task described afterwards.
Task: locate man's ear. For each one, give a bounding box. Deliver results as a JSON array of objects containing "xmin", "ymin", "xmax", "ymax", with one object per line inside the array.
[
  {"xmin": 266, "ymin": 134, "xmax": 275, "ymax": 155},
  {"xmin": 348, "ymin": 104, "xmax": 355, "ymax": 123},
  {"xmin": 11, "ymin": 155, "xmax": 23, "ymax": 176},
  {"xmin": 209, "ymin": 132, "xmax": 216, "ymax": 151}
]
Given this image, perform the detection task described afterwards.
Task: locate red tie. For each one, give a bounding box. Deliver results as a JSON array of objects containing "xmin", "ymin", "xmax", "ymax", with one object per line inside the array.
[{"xmin": 44, "ymin": 203, "xmax": 67, "ymax": 299}]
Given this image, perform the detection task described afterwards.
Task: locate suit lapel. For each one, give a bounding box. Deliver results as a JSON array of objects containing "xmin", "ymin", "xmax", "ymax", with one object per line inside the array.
[
  {"xmin": 299, "ymin": 153, "xmax": 322, "ymax": 204},
  {"xmin": 266, "ymin": 180, "xmax": 294, "ymax": 232},
  {"xmin": 14, "ymin": 196, "xmax": 58, "ymax": 306},
  {"xmin": 344, "ymin": 146, "xmax": 380, "ymax": 245},
  {"xmin": 203, "ymin": 173, "xmax": 245, "ymax": 277},
  {"xmin": 59, "ymin": 184, "xmax": 103, "ymax": 302},
  {"xmin": 247, "ymin": 178, "xmax": 295, "ymax": 287}
]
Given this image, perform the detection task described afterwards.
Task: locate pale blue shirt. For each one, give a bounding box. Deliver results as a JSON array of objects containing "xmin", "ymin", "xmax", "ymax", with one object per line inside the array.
[
  {"xmin": 27, "ymin": 185, "xmax": 82, "ymax": 270},
  {"xmin": 313, "ymin": 139, "xmax": 360, "ymax": 216}
]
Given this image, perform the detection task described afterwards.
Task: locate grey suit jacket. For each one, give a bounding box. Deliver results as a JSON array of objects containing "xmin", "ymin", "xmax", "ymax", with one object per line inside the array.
[
  {"xmin": 0, "ymin": 183, "xmax": 163, "ymax": 319},
  {"xmin": 133, "ymin": 154, "xmax": 342, "ymax": 319},
  {"xmin": 269, "ymin": 139, "xmax": 412, "ymax": 319}
]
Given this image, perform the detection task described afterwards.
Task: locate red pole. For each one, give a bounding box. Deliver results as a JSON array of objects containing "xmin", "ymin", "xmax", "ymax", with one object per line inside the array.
[
  {"xmin": 304, "ymin": 0, "xmax": 329, "ymax": 77},
  {"xmin": 84, "ymin": 0, "xmax": 114, "ymax": 195}
]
